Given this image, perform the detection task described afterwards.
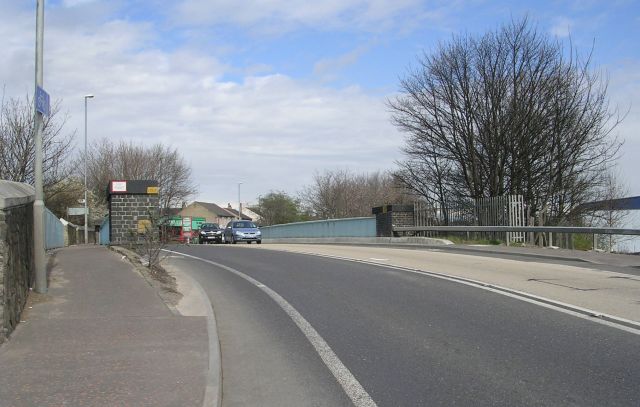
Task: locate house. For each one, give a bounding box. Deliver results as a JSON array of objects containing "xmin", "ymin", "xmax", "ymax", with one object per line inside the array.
[
  {"xmin": 239, "ymin": 203, "xmax": 262, "ymax": 224},
  {"xmin": 178, "ymin": 201, "xmax": 251, "ymax": 228},
  {"xmin": 223, "ymin": 203, "xmax": 254, "ymax": 223}
]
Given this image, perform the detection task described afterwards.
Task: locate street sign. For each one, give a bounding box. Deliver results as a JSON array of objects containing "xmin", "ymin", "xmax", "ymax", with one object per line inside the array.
[
  {"xmin": 35, "ymin": 86, "xmax": 50, "ymax": 116},
  {"xmin": 182, "ymin": 217, "xmax": 192, "ymax": 232},
  {"xmin": 67, "ymin": 207, "xmax": 86, "ymax": 216}
]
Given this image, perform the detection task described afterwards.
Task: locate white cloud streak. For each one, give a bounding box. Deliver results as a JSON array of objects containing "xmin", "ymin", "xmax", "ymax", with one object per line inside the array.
[
  {"xmin": 1, "ymin": 2, "xmax": 403, "ymax": 205},
  {"xmin": 172, "ymin": 0, "xmax": 426, "ymax": 33}
]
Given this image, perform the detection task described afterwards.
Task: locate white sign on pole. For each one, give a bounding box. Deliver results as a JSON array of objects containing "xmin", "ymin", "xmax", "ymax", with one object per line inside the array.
[{"xmin": 67, "ymin": 207, "xmax": 86, "ymax": 216}]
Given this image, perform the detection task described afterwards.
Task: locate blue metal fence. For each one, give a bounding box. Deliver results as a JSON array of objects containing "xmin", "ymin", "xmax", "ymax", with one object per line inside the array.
[
  {"xmin": 99, "ymin": 216, "xmax": 110, "ymax": 245},
  {"xmin": 44, "ymin": 208, "xmax": 64, "ymax": 249},
  {"xmin": 260, "ymin": 217, "xmax": 376, "ymax": 239}
]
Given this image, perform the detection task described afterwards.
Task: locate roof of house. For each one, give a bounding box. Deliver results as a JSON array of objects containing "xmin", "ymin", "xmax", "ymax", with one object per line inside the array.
[
  {"xmin": 224, "ymin": 207, "xmax": 252, "ymax": 221},
  {"xmin": 184, "ymin": 201, "xmax": 252, "ymax": 221},
  {"xmin": 190, "ymin": 201, "xmax": 236, "ymax": 217}
]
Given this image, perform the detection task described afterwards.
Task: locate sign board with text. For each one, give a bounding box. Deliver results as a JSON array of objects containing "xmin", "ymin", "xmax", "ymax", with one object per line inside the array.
[
  {"xmin": 35, "ymin": 86, "xmax": 50, "ymax": 116},
  {"xmin": 67, "ymin": 207, "xmax": 86, "ymax": 216},
  {"xmin": 182, "ymin": 217, "xmax": 191, "ymax": 232}
]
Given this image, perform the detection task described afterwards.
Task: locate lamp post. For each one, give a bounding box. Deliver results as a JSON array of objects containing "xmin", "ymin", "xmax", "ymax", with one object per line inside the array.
[
  {"xmin": 84, "ymin": 94, "xmax": 94, "ymax": 244},
  {"xmin": 33, "ymin": 0, "xmax": 46, "ymax": 293},
  {"xmin": 238, "ymin": 182, "xmax": 242, "ymax": 220}
]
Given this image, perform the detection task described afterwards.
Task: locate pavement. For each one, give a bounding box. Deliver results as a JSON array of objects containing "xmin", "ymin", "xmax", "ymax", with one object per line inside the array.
[{"xmin": 0, "ymin": 245, "xmax": 209, "ymax": 407}]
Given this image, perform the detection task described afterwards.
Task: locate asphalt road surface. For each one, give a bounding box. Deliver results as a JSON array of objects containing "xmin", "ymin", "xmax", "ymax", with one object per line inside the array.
[{"xmin": 167, "ymin": 244, "xmax": 640, "ymax": 407}]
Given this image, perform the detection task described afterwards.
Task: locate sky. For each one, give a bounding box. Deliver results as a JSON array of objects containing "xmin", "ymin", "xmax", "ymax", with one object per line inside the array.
[{"xmin": 1, "ymin": 0, "xmax": 639, "ymax": 208}]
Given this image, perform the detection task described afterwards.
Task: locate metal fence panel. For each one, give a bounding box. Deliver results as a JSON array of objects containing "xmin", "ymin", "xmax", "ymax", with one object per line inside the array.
[
  {"xmin": 260, "ymin": 217, "xmax": 376, "ymax": 239},
  {"xmin": 44, "ymin": 208, "xmax": 64, "ymax": 249},
  {"xmin": 100, "ymin": 216, "xmax": 110, "ymax": 245}
]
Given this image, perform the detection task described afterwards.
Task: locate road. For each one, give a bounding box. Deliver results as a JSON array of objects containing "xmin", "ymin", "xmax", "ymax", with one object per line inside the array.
[{"xmin": 165, "ymin": 244, "xmax": 640, "ymax": 407}]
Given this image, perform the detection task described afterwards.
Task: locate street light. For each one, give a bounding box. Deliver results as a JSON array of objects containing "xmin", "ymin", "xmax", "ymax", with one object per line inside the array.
[
  {"xmin": 238, "ymin": 182, "xmax": 242, "ymax": 220},
  {"xmin": 84, "ymin": 94, "xmax": 94, "ymax": 244},
  {"xmin": 33, "ymin": 0, "xmax": 46, "ymax": 293}
]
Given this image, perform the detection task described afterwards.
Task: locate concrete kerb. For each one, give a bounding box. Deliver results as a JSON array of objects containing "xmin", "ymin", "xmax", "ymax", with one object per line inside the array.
[
  {"xmin": 112, "ymin": 245, "xmax": 222, "ymax": 407},
  {"xmin": 171, "ymin": 265, "xmax": 222, "ymax": 407}
]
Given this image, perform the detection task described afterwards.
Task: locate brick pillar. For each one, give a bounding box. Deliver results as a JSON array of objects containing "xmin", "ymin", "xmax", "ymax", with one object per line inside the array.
[
  {"xmin": 372, "ymin": 205, "xmax": 415, "ymax": 237},
  {"xmin": 107, "ymin": 180, "xmax": 159, "ymax": 245}
]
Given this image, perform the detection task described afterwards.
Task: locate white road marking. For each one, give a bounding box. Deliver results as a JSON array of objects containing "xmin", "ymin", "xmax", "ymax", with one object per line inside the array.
[
  {"xmin": 368, "ymin": 258, "xmax": 388, "ymax": 261},
  {"xmin": 272, "ymin": 249, "xmax": 640, "ymax": 336},
  {"xmin": 162, "ymin": 249, "xmax": 378, "ymax": 407}
]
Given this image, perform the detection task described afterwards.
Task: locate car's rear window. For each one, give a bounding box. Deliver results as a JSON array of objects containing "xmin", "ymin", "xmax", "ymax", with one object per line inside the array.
[{"xmin": 234, "ymin": 222, "xmax": 257, "ymax": 228}]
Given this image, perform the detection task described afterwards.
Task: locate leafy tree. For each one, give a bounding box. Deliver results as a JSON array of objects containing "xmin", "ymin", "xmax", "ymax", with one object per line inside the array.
[{"xmin": 255, "ymin": 191, "xmax": 307, "ymax": 226}]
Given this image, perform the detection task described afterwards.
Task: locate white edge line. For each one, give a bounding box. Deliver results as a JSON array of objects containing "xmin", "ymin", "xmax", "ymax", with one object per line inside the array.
[
  {"xmin": 162, "ymin": 249, "xmax": 378, "ymax": 407},
  {"xmin": 265, "ymin": 248, "xmax": 640, "ymax": 336}
]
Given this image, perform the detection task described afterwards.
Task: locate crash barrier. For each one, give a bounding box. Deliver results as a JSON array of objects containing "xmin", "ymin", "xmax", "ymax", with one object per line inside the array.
[
  {"xmin": 393, "ymin": 225, "xmax": 640, "ymax": 248},
  {"xmin": 260, "ymin": 217, "xmax": 376, "ymax": 239},
  {"xmin": 44, "ymin": 207, "xmax": 64, "ymax": 249}
]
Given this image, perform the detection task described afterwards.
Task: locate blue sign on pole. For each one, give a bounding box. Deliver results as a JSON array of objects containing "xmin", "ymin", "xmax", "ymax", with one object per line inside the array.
[{"xmin": 35, "ymin": 86, "xmax": 50, "ymax": 116}]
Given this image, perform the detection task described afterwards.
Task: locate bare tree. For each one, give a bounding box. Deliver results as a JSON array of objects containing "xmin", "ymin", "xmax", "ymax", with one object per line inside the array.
[
  {"xmin": 0, "ymin": 92, "xmax": 75, "ymax": 193},
  {"xmin": 581, "ymin": 169, "xmax": 630, "ymax": 251},
  {"xmin": 301, "ymin": 169, "xmax": 409, "ymax": 219},
  {"xmin": 81, "ymin": 138, "xmax": 197, "ymax": 209},
  {"xmin": 389, "ymin": 18, "xmax": 624, "ymax": 224}
]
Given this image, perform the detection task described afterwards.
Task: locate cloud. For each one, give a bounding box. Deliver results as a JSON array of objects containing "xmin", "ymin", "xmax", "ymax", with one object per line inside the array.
[
  {"xmin": 172, "ymin": 0, "xmax": 426, "ymax": 34},
  {"xmin": 313, "ymin": 45, "xmax": 371, "ymax": 82},
  {"xmin": 1, "ymin": 2, "xmax": 403, "ymax": 205},
  {"xmin": 550, "ymin": 16, "xmax": 574, "ymax": 38},
  {"xmin": 607, "ymin": 60, "xmax": 640, "ymax": 195}
]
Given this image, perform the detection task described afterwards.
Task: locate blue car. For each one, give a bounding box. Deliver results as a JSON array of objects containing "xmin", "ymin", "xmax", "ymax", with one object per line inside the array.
[{"xmin": 223, "ymin": 220, "xmax": 262, "ymax": 244}]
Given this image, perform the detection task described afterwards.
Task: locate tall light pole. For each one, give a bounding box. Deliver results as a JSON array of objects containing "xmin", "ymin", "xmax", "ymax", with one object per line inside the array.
[
  {"xmin": 238, "ymin": 182, "xmax": 242, "ymax": 220},
  {"xmin": 83, "ymin": 94, "xmax": 94, "ymax": 244},
  {"xmin": 33, "ymin": 0, "xmax": 46, "ymax": 293}
]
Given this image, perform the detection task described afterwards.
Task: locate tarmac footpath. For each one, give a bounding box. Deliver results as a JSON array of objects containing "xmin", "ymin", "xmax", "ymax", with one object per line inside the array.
[{"xmin": 0, "ymin": 245, "xmax": 209, "ymax": 407}]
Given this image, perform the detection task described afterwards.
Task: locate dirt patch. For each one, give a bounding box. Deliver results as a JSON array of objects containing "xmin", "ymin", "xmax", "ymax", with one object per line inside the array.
[{"xmin": 109, "ymin": 246, "xmax": 183, "ymax": 310}]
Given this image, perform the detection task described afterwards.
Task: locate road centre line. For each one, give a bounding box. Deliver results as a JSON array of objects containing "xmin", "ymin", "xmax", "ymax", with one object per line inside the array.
[
  {"xmin": 162, "ymin": 249, "xmax": 379, "ymax": 407},
  {"xmin": 267, "ymin": 248, "xmax": 640, "ymax": 336}
]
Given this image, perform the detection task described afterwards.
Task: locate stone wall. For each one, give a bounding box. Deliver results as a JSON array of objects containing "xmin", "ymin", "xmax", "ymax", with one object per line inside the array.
[
  {"xmin": 109, "ymin": 194, "xmax": 160, "ymax": 245},
  {"xmin": 0, "ymin": 181, "xmax": 35, "ymax": 344}
]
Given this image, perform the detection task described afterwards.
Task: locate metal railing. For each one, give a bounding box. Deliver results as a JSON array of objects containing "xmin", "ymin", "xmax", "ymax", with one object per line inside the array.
[
  {"xmin": 393, "ymin": 225, "xmax": 640, "ymax": 248},
  {"xmin": 394, "ymin": 226, "xmax": 640, "ymax": 235}
]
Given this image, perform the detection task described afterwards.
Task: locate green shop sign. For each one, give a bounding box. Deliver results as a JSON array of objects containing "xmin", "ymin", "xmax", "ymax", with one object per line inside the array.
[{"xmin": 192, "ymin": 217, "xmax": 206, "ymax": 229}]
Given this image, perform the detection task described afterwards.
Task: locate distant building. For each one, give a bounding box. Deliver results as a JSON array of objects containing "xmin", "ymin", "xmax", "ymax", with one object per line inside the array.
[
  {"xmin": 239, "ymin": 204, "xmax": 262, "ymax": 224},
  {"xmin": 179, "ymin": 201, "xmax": 251, "ymax": 227},
  {"xmin": 224, "ymin": 203, "xmax": 257, "ymax": 223}
]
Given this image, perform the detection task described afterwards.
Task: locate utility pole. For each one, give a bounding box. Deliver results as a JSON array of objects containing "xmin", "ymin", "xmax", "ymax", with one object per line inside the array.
[
  {"xmin": 84, "ymin": 95, "xmax": 94, "ymax": 244},
  {"xmin": 238, "ymin": 182, "xmax": 242, "ymax": 220},
  {"xmin": 33, "ymin": 0, "xmax": 46, "ymax": 293}
]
